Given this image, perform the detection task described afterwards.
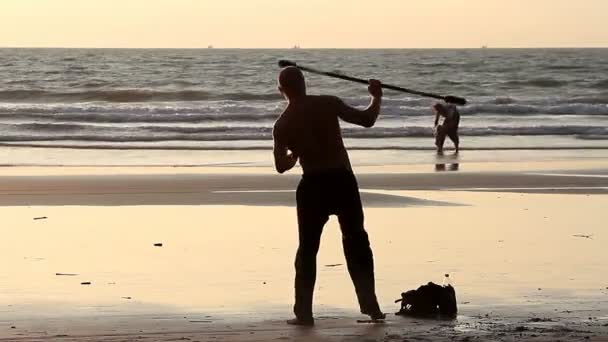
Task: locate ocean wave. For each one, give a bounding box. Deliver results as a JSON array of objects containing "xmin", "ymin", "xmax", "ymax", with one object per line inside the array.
[
  {"xmin": 575, "ymin": 135, "xmax": 608, "ymax": 140},
  {"xmin": 553, "ymin": 94, "xmax": 608, "ymax": 105},
  {"xmin": 412, "ymin": 62, "xmax": 478, "ymax": 68},
  {"xmin": 9, "ymin": 122, "xmax": 90, "ymax": 132},
  {"xmin": 0, "ymin": 112, "xmax": 281, "ymax": 124},
  {"xmin": 0, "ymin": 95, "xmax": 607, "ymax": 122},
  {"xmin": 344, "ymin": 126, "xmax": 608, "ymax": 138},
  {"xmin": 2, "ymin": 142, "xmax": 606, "ymax": 152},
  {"xmin": 1, "ymin": 125, "xmax": 605, "ymax": 142},
  {"xmin": 492, "ymin": 97, "xmax": 517, "ymax": 105},
  {"xmin": 502, "ymin": 78, "xmax": 569, "ymax": 88},
  {"xmin": 1, "ymin": 103, "xmax": 607, "ymax": 123},
  {"xmin": 544, "ymin": 65, "xmax": 588, "ymax": 71},
  {"xmin": 154, "ymin": 125, "xmax": 608, "ymax": 138},
  {"xmin": 592, "ymin": 79, "xmax": 608, "ymax": 89},
  {"xmin": 461, "ymin": 103, "xmax": 608, "ymax": 115},
  {"xmin": 0, "ymin": 89, "xmax": 282, "ymax": 103}
]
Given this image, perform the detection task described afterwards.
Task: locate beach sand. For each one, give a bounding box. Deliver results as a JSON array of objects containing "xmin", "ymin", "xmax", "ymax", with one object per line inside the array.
[{"xmin": 1, "ymin": 160, "xmax": 607, "ymax": 341}]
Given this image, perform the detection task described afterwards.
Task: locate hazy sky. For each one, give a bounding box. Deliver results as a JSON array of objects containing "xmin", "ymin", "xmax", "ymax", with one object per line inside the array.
[{"xmin": 1, "ymin": 0, "xmax": 606, "ymax": 48}]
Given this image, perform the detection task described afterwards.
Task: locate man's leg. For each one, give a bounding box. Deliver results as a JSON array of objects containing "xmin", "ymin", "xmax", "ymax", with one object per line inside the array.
[
  {"xmin": 336, "ymin": 173, "xmax": 384, "ymax": 319},
  {"xmin": 448, "ymin": 130, "xmax": 459, "ymax": 153},
  {"xmin": 435, "ymin": 125, "xmax": 447, "ymax": 153},
  {"xmin": 291, "ymin": 179, "xmax": 328, "ymax": 325}
]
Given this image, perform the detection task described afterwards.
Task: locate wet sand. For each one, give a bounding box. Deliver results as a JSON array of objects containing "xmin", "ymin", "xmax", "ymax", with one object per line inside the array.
[{"xmin": 1, "ymin": 161, "xmax": 607, "ymax": 341}]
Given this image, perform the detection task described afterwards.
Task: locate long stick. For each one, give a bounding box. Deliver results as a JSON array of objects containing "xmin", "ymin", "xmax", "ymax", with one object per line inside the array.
[{"xmin": 278, "ymin": 60, "xmax": 467, "ymax": 105}]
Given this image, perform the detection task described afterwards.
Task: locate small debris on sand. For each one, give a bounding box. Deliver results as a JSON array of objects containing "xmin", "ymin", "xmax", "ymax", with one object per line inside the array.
[
  {"xmin": 25, "ymin": 257, "xmax": 45, "ymax": 261},
  {"xmin": 189, "ymin": 320, "xmax": 212, "ymax": 323},
  {"xmin": 527, "ymin": 317, "xmax": 554, "ymax": 322},
  {"xmin": 154, "ymin": 243, "xmax": 163, "ymax": 247},
  {"xmin": 10, "ymin": 326, "xmax": 15, "ymax": 329},
  {"xmin": 356, "ymin": 319, "xmax": 385, "ymax": 324},
  {"xmin": 514, "ymin": 326, "xmax": 527, "ymax": 332},
  {"xmin": 324, "ymin": 264, "xmax": 343, "ymax": 267},
  {"xmin": 538, "ymin": 288, "xmax": 542, "ymax": 291},
  {"xmin": 33, "ymin": 217, "xmax": 47, "ymax": 220},
  {"xmin": 56, "ymin": 273, "xmax": 78, "ymax": 276},
  {"xmin": 121, "ymin": 297, "xmax": 132, "ymax": 300},
  {"xmin": 573, "ymin": 234, "xmax": 593, "ymax": 239},
  {"xmin": 81, "ymin": 282, "xmax": 91, "ymax": 285}
]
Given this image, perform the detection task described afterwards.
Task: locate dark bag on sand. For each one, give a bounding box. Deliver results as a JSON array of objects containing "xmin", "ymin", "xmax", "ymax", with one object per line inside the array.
[{"xmin": 395, "ymin": 282, "xmax": 458, "ymax": 318}]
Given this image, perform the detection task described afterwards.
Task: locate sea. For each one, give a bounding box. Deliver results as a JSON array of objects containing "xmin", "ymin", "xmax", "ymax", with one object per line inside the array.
[{"xmin": 0, "ymin": 48, "xmax": 607, "ymax": 166}]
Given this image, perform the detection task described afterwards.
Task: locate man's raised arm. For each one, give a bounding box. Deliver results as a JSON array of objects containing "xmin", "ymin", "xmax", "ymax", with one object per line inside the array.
[{"xmin": 336, "ymin": 79, "xmax": 382, "ymax": 128}]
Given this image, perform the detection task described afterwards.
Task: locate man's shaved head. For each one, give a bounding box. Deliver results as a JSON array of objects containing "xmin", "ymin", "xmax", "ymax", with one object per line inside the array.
[{"xmin": 278, "ymin": 66, "xmax": 306, "ymax": 98}]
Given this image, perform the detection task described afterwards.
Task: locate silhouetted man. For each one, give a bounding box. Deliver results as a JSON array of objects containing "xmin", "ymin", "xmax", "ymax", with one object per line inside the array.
[
  {"xmin": 433, "ymin": 102, "xmax": 460, "ymax": 154},
  {"xmin": 273, "ymin": 66, "xmax": 385, "ymax": 326}
]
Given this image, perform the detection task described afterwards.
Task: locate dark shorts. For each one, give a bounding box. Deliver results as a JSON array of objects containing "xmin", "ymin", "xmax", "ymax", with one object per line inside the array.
[{"xmin": 297, "ymin": 168, "xmax": 363, "ymax": 222}]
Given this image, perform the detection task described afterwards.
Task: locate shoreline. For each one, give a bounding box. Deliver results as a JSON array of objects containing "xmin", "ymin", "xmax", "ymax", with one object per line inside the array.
[{"xmin": 2, "ymin": 146, "xmax": 608, "ymax": 171}]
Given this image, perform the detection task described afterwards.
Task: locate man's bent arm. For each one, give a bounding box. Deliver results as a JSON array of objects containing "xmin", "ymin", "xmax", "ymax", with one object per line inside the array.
[
  {"xmin": 336, "ymin": 96, "xmax": 381, "ymax": 128},
  {"xmin": 273, "ymin": 128, "xmax": 297, "ymax": 174},
  {"xmin": 336, "ymin": 79, "xmax": 382, "ymax": 128}
]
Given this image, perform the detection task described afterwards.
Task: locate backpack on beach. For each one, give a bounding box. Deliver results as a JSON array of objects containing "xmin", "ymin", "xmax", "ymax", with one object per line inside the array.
[{"xmin": 394, "ymin": 282, "xmax": 458, "ymax": 318}]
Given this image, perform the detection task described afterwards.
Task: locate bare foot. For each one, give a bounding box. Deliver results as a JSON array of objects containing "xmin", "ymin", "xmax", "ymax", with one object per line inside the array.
[
  {"xmin": 286, "ymin": 317, "xmax": 314, "ymax": 326},
  {"xmin": 362, "ymin": 309, "xmax": 386, "ymax": 321}
]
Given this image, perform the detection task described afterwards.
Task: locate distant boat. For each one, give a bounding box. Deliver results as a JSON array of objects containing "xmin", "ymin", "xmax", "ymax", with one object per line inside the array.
[
  {"xmin": 481, "ymin": 45, "xmax": 488, "ymax": 49},
  {"xmin": 207, "ymin": 45, "xmax": 213, "ymax": 49},
  {"xmin": 292, "ymin": 45, "xmax": 301, "ymax": 49}
]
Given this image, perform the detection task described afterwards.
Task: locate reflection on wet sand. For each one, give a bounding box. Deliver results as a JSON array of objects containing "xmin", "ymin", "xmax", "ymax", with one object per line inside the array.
[{"xmin": 435, "ymin": 163, "xmax": 460, "ymax": 172}]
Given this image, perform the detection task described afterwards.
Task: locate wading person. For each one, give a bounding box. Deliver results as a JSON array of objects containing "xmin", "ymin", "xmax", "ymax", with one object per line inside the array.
[
  {"xmin": 272, "ymin": 66, "xmax": 385, "ymax": 326},
  {"xmin": 433, "ymin": 102, "xmax": 460, "ymax": 154}
]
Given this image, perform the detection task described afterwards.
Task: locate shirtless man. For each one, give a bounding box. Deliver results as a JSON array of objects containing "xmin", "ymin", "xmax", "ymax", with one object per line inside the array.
[
  {"xmin": 433, "ymin": 102, "xmax": 460, "ymax": 154},
  {"xmin": 273, "ymin": 66, "xmax": 385, "ymax": 326}
]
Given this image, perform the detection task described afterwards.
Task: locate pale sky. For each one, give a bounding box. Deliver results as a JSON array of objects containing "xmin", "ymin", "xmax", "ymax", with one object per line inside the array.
[{"xmin": 1, "ymin": 0, "xmax": 606, "ymax": 48}]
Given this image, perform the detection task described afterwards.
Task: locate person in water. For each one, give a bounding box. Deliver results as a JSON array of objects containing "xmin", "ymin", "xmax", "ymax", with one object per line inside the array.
[
  {"xmin": 273, "ymin": 66, "xmax": 385, "ymax": 326},
  {"xmin": 433, "ymin": 102, "xmax": 460, "ymax": 154}
]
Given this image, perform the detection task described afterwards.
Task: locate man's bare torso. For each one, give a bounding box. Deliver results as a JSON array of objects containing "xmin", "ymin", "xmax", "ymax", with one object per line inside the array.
[{"xmin": 274, "ymin": 95, "xmax": 351, "ymax": 174}]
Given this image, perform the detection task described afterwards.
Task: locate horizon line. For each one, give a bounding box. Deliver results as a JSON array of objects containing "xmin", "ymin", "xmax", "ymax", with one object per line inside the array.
[{"xmin": 1, "ymin": 46, "xmax": 608, "ymax": 50}]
